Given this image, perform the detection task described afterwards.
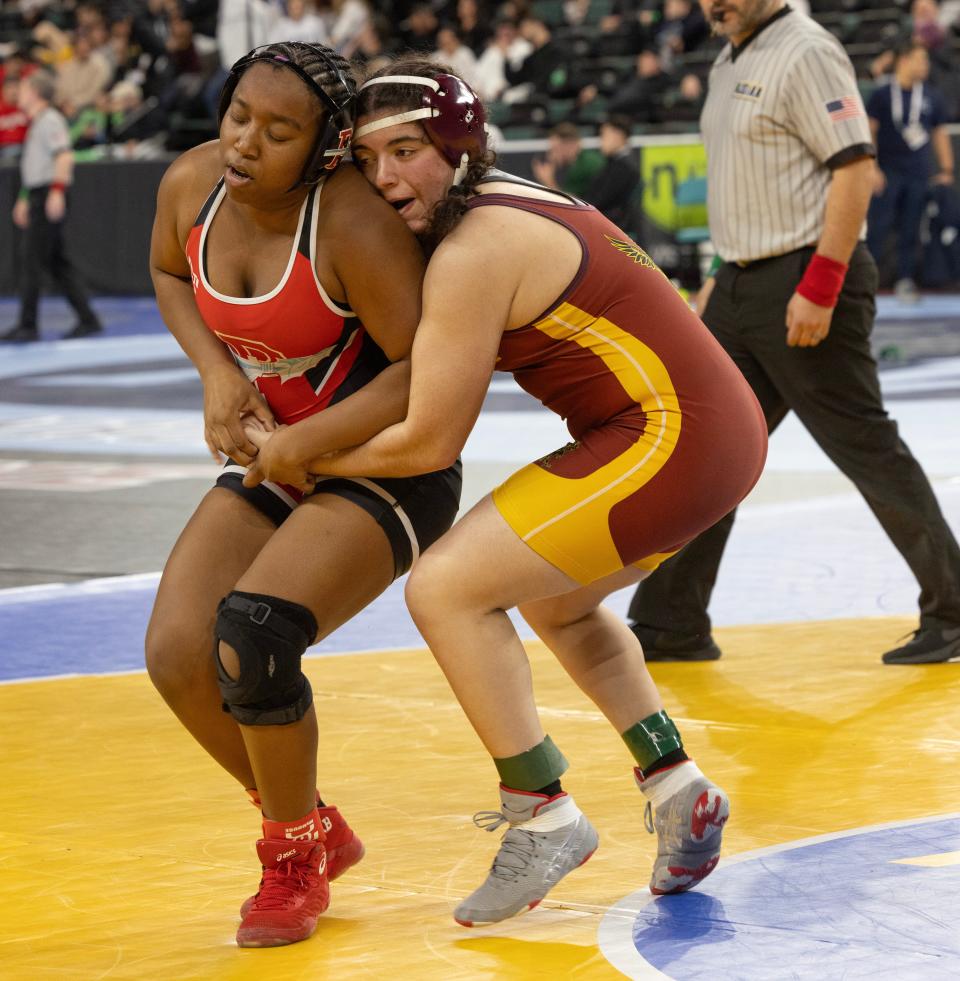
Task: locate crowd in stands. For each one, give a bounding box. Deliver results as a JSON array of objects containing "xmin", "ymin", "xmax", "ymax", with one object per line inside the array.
[{"xmin": 0, "ymin": 0, "xmax": 959, "ymax": 163}]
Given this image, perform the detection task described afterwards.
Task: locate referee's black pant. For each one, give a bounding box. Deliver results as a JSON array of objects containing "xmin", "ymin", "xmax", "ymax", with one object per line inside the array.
[
  {"xmin": 628, "ymin": 242, "xmax": 960, "ymax": 633},
  {"xmin": 18, "ymin": 187, "xmax": 99, "ymax": 333}
]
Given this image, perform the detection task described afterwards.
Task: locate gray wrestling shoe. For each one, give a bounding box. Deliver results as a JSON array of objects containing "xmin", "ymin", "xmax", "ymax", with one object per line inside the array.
[
  {"xmin": 453, "ymin": 787, "xmax": 599, "ymax": 926},
  {"xmin": 636, "ymin": 762, "xmax": 729, "ymax": 895}
]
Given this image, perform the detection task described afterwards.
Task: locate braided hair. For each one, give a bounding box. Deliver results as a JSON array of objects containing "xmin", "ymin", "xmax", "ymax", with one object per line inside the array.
[
  {"xmin": 356, "ymin": 57, "xmax": 496, "ymax": 250},
  {"xmin": 218, "ymin": 41, "xmax": 357, "ymax": 186}
]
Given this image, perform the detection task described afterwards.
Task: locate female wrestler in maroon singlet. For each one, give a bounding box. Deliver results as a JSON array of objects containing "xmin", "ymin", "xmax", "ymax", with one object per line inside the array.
[{"xmin": 244, "ymin": 60, "xmax": 767, "ymax": 928}]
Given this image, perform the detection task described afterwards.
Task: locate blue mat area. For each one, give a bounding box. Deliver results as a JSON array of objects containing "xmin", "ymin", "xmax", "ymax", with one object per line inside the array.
[
  {"xmin": 631, "ymin": 816, "xmax": 960, "ymax": 979},
  {"xmin": 0, "ymin": 575, "xmax": 540, "ymax": 682},
  {"xmin": 0, "ymin": 576, "xmax": 427, "ymax": 681}
]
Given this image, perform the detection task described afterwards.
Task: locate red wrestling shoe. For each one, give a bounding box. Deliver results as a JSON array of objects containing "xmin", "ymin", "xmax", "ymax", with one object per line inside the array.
[
  {"xmin": 236, "ymin": 838, "xmax": 330, "ymax": 947},
  {"xmin": 240, "ymin": 805, "xmax": 364, "ymax": 918}
]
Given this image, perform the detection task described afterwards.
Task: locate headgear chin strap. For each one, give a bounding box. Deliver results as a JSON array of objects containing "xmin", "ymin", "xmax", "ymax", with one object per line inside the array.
[{"xmin": 354, "ymin": 74, "xmax": 487, "ymax": 186}]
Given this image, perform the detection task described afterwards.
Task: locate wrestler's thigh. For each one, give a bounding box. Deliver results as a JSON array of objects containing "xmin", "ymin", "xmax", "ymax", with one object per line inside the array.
[
  {"xmin": 147, "ymin": 487, "xmax": 277, "ymax": 667},
  {"xmin": 233, "ymin": 490, "xmax": 396, "ymax": 640}
]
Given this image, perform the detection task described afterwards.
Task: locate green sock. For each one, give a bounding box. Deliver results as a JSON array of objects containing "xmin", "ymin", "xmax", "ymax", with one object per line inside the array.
[
  {"xmin": 494, "ymin": 734, "xmax": 568, "ymax": 791},
  {"xmin": 621, "ymin": 710, "xmax": 684, "ymax": 771}
]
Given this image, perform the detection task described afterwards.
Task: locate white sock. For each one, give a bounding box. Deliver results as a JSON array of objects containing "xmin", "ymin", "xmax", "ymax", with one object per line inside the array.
[
  {"xmin": 518, "ymin": 795, "xmax": 582, "ymax": 832},
  {"xmin": 640, "ymin": 761, "xmax": 705, "ymax": 809}
]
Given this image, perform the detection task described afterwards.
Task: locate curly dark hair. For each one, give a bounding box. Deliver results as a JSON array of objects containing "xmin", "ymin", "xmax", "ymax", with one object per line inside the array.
[
  {"xmin": 219, "ymin": 41, "xmax": 357, "ymax": 185},
  {"xmin": 356, "ymin": 56, "xmax": 497, "ymax": 249}
]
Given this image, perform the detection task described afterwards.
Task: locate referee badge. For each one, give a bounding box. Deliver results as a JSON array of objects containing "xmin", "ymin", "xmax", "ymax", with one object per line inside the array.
[{"xmin": 733, "ymin": 80, "xmax": 763, "ymax": 101}]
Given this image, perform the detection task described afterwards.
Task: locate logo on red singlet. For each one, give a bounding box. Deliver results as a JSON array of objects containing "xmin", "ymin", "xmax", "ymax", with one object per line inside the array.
[{"xmin": 214, "ymin": 331, "xmax": 286, "ymax": 365}]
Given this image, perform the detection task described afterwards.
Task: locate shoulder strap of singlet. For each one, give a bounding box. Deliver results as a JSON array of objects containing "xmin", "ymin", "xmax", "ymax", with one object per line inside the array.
[
  {"xmin": 296, "ymin": 182, "xmax": 321, "ymax": 259},
  {"xmin": 192, "ymin": 177, "xmax": 224, "ymax": 228},
  {"xmin": 473, "ymin": 168, "xmax": 587, "ymax": 207}
]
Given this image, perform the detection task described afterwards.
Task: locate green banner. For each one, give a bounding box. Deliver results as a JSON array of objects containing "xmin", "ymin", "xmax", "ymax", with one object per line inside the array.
[{"xmin": 640, "ymin": 143, "xmax": 708, "ymax": 233}]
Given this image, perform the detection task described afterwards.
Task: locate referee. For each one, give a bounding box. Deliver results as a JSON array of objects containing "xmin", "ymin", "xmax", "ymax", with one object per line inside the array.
[
  {"xmin": 1, "ymin": 70, "xmax": 101, "ymax": 343},
  {"xmin": 627, "ymin": 0, "xmax": 960, "ymax": 665}
]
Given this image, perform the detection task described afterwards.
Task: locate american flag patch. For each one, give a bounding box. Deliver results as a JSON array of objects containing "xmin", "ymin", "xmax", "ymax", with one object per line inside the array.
[{"xmin": 825, "ymin": 96, "xmax": 862, "ymax": 122}]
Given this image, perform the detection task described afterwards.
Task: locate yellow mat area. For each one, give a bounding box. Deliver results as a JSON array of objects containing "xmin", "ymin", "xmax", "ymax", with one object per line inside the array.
[{"xmin": 2, "ymin": 616, "xmax": 958, "ymax": 980}]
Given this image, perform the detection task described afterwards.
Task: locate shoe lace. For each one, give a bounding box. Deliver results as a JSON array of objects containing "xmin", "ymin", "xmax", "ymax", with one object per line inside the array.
[
  {"xmin": 473, "ymin": 810, "xmax": 508, "ymax": 833},
  {"xmin": 644, "ymin": 800, "xmax": 655, "ymax": 835},
  {"xmin": 471, "ymin": 810, "xmax": 538, "ymax": 881},
  {"xmin": 251, "ymin": 861, "xmax": 313, "ymax": 911}
]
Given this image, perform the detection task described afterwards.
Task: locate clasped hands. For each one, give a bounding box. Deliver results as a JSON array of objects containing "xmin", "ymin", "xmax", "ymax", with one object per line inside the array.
[
  {"xmin": 241, "ymin": 423, "xmax": 319, "ymax": 492},
  {"xmin": 201, "ymin": 367, "xmax": 318, "ymax": 491}
]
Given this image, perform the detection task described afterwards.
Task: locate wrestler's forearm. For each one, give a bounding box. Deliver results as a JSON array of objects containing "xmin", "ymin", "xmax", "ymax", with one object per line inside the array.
[
  {"xmin": 283, "ymin": 359, "xmax": 412, "ymax": 458},
  {"xmin": 306, "ymin": 420, "xmax": 455, "ymax": 478}
]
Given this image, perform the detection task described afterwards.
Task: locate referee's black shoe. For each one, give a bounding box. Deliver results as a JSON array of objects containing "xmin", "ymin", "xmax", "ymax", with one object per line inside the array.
[
  {"xmin": 882, "ymin": 625, "xmax": 960, "ymax": 665},
  {"xmin": 629, "ymin": 623, "xmax": 723, "ymax": 662},
  {"xmin": 0, "ymin": 324, "xmax": 39, "ymax": 342},
  {"xmin": 64, "ymin": 321, "xmax": 103, "ymax": 339}
]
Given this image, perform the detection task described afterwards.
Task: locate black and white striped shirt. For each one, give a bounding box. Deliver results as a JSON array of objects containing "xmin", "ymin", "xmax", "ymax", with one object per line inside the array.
[{"xmin": 700, "ymin": 7, "xmax": 874, "ymax": 263}]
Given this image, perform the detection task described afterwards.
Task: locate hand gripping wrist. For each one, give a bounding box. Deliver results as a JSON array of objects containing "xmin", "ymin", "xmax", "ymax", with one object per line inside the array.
[{"xmin": 796, "ymin": 253, "xmax": 848, "ymax": 309}]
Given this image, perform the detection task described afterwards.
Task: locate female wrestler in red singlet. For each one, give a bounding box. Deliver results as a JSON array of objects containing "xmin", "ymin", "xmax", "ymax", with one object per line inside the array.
[
  {"xmin": 146, "ymin": 44, "xmax": 460, "ymax": 949},
  {"xmin": 245, "ymin": 60, "xmax": 767, "ymax": 927}
]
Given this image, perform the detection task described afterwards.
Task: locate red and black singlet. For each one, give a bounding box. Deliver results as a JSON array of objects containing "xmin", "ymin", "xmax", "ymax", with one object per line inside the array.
[{"xmin": 185, "ymin": 179, "xmax": 388, "ymax": 425}]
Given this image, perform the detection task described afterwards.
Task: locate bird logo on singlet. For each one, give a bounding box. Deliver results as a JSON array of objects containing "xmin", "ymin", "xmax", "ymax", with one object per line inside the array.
[
  {"xmin": 605, "ymin": 235, "xmax": 657, "ymax": 269},
  {"xmin": 214, "ymin": 331, "xmax": 335, "ymax": 384}
]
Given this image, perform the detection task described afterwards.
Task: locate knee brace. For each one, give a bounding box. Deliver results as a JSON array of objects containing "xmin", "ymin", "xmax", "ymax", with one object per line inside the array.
[{"xmin": 214, "ymin": 591, "xmax": 318, "ymax": 726}]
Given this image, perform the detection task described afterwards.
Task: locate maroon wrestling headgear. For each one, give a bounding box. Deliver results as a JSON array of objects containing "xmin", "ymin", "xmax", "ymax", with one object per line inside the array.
[{"xmin": 353, "ymin": 73, "xmax": 487, "ymax": 186}]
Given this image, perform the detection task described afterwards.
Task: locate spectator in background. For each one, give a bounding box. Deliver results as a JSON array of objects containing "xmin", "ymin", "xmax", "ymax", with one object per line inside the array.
[
  {"xmin": 654, "ymin": 0, "xmax": 709, "ymax": 68},
  {"xmin": 62, "ymin": 92, "xmax": 107, "ymax": 150},
  {"xmin": 912, "ymin": 0, "xmax": 947, "ymax": 50},
  {"xmin": 0, "ymin": 49, "xmax": 38, "ymax": 87},
  {"xmin": 579, "ymin": 47, "xmax": 673, "ymax": 125},
  {"xmin": 326, "ymin": 0, "xmax": 371, "ymax": 58},
  {"xmin": 398, "ymin": 3, "xmax": 440, "ymax": 53},
  {"xmin": 497, "ymin": 0, "xmax": 534, "ymax": 21},
  {"xmin": 563, "ymin": 0, "xmax": 592, "ymax": 26},
  {"xmin": 503, "ymin": 16, "xmax": 566, "ymax": 102},
  {"xmin": 0, "ymin": 75, "xmax": 29, "ymax": 159},
  {"xmin": 106, "ymin": 17, "xmax": 147, "ymax": 91},
  {"xmin": 55, "ymin": 30, "xmax": 112, "ymax": 110},
  {"xmin": 106, "ymin": 79, "xmax": 165, "ymax": 156},
  {"xmin": 454, "ymin": 0, "xmax": 492, "ymax": 56},
  {"xmin": 663, "ymin": 70, "xmax": 704, "ymax": 125},
  {"xmin": 350, "ymin": 14, "xmax": 395, "ymax": 74},
  {"xmin": 597, "ymin": 0, "xmax": 661, "ymax": 56},
  {"xmin": 867, "ymin": 40, "xmax": 954, "ymax": 302},
  {"xmin": 31, "ymin": 20, "xmax": 74, "ymax": 73},
  {"xmin": 267, "ymin": 0, "xmax": 328, "ymax": 46},
  {"xmin": 2, "ymin": 70, "xmax": 102, "ymax": 342},
  {"xmin": 913, "ymin": 0, "xmax": 960, "ymax": 121},
  {"xmin": 431, "ymin": 24, "xmax": 479, "ymax": 90},
  {"xmin": 583, "ymin": 114, "xmax": 640, "ymax": 229},
  {"xmin": 473, "ymin": 17, "xmax": 532, "ymax": 102},
  {"xmin": 531, "ymin": 120, "xmax": 604, "ymax": 198}
]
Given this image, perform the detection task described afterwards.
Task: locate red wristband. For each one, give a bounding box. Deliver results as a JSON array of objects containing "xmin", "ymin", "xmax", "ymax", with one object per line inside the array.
[
  {"xmin": 50, "ymin": 181, "xmax": 66, "ymax": 194},
  {"xmin": 796, "ymin": 253, "xmax": 848, "ymax": 309}
]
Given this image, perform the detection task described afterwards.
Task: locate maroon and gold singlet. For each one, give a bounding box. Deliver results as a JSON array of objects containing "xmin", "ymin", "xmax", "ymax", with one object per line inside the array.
[{"xmin": 470, "ymin": 189, "xmax": 767, "ymax": 584}]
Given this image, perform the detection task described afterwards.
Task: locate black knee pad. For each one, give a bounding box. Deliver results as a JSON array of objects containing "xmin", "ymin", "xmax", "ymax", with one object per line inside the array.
[{"xmin": 214, "ymin": 591, "xmax": 318, "ymax": 726}]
